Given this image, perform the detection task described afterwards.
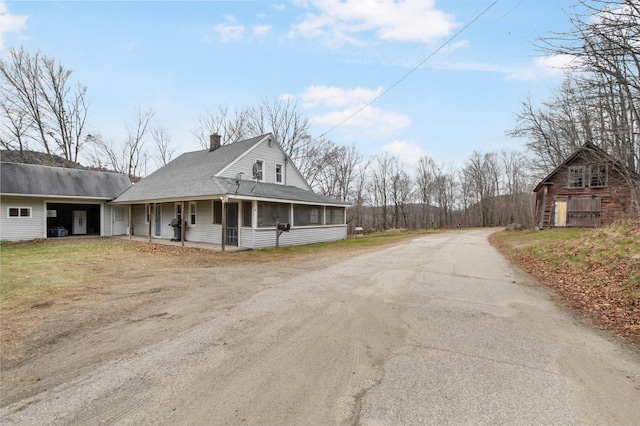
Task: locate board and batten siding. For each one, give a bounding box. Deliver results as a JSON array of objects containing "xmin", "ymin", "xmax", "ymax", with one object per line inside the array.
[
  {"xmin": 221, "ymin": 139, "xmax": 308, "ymax": 189},
  {"xmin": 0, "ymin": 196, "xmax": 45, "ymax": 241},
  {"xmin": 252, "ymin": 225, "xmax": 347, "ymax": 249}
]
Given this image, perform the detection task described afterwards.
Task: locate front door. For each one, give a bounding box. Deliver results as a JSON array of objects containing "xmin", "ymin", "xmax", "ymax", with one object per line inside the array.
[
  {"xmin": 73, "ymin": 210, "xmax": 87, "ymax": 235},
  {"xmin": 553, "ymin": 200, "xmax": 567, "ymax": 227},
  {"xmin": 113, "ymin": 207, "xmax": 127, "ymax": 235},
  {"xmin": 226, "ymin": 203, "xmax": 238, "ymax": 246}
]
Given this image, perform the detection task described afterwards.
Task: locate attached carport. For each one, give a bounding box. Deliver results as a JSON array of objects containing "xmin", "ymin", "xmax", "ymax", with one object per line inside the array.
[
  {"xmin": 0, "ymin": 162, "xmax": 132, "ymax": 242},
  {"xmin": 46, "ymin": 202, "xmax": 102, "ymax": 236}
]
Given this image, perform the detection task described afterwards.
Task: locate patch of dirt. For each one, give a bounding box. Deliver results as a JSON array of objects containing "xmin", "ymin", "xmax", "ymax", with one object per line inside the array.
[{"xmin": 0, "ymin": 237, "xmax": 400, "ymax": 406}]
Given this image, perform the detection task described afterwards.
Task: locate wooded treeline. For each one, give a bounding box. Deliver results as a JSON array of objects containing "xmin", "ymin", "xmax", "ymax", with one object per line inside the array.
[{"xmin": 2, "ymin": 0, "xmax": 638, "ymax": 229}]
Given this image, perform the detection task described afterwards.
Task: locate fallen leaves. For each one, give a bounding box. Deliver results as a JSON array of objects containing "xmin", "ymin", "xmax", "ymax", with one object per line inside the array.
[{"xmin": 492, "ymin": 221, "xmax": 640, "ymax": 350}]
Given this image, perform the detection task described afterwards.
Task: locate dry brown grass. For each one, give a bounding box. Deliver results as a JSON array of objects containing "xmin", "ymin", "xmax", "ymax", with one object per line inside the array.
[{"xmin": 491, "ymin": 221, "xmax": 640, "ymax": 349}]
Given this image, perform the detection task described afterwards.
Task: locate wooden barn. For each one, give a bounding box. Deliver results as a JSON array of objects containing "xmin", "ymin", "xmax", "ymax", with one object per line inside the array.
[{"xmin": 534, "ymin": 142, "xmax": 639, "ymax": 228}]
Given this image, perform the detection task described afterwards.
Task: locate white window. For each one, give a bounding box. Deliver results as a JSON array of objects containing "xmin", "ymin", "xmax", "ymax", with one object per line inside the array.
[
  {"xmin": 275, "ymin": 163, "xmax": 283, "ymax": 184},
  {"xmin": 255, "ymin": 160, "xmax": 264, "ymax": 181},
  {"xmin": 145, "ymin": 204, "xmax": 150, "ymax": 224},
  {"xmin": 175, "ymin": 203, "xmax": 182, "ymax": 221},
  {"xmin": 189, "ymin": 202, "xmax": 197, "ymax": 226},
  {"xmin": 8, "ymin": 207, "xmax": 31, "ymax": 218}
]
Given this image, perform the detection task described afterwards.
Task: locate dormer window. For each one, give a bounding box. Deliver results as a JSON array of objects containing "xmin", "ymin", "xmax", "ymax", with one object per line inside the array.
[{"xmin": 568, "ymin": 166, "xmax": 584, "ymax": 188}]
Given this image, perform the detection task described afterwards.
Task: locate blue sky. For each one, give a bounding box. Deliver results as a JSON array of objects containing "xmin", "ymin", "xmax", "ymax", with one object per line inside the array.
[{"xmin": 1, "ymin": 0, "xmax": 578, "ymax": 170}]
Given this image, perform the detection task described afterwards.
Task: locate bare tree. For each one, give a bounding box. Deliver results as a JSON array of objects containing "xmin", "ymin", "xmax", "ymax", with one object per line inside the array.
[
  {"xmin": 246, "ymin": 97, "xmax": 311, "ymax": 160},
  {"xmin": 416, "ymin": 155, "xmax": 439, "ymax": 228},
  {"xmin": 192, "ymin": 106, "xmax": 251, "ymax": 149},
  {"xmin": 90, "ymin": 106, "xmax": 155, "ymax": 179},
  {"xmin": 0, "ymin": 46, "xmax": 89, "ymax": 163},
  {"xmin": 151, "ymin": 126, "xmax": 175, "ymax": 169}
]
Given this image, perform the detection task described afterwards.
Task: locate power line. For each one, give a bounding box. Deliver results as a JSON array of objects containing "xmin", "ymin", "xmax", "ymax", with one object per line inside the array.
[{"xmin": 315, "ymin": 0, "xmax": 504, "ymax": 141}]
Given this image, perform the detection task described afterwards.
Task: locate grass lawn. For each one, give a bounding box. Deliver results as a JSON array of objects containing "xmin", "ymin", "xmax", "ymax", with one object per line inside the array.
[{"xmin": 0, "ymin": 229, "xmax": 439, "ymax": 310}]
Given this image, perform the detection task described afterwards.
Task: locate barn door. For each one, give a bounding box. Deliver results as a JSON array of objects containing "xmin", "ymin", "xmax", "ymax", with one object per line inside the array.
[{"xmin": 553, "ymin": 200, "xmax": 567, "ymax": 227}]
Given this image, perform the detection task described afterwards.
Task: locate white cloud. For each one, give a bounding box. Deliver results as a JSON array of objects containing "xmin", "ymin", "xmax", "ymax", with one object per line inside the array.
[
  {"xmin": 0, "ymin": 1, "xmax": 28, "ymax": 50},
  {"xmin": 215, "ymin": 17, "xmax": 245, "ymax": 42},
  {"xmin": 290, "ymin": 0, "xmax": 458, "ymax": 45},
  {"xmin": 300, "ymin": 85, "xmax": 384, "ymax": 108},
  {"xmin": 380, "ymin": 140, "xmax": 425, "ymax": 167},
  {"xmin": 253, "ymin": 24, "xmax": 272, "ymax": 35},
  {"xmin": 507, "ymin": 54, "xmax": 579, "ymax": 81},
  {"xmin": 299, "ymin": 84, "xmax": 410, "ymax": 138},
  {"xmin": 311, "ymin": 104, "xmax": 411, "ymax": 138}
]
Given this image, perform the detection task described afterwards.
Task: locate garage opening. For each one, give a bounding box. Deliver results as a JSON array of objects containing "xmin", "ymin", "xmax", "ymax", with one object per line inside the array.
[{"xmin": 46, "ymin": 203, "xmax": 101, "ymax": 237}]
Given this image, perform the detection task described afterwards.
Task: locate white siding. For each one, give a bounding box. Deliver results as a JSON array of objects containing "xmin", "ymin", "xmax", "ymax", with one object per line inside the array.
[
  {"xmin": 1, "ymin": 196, "xmax": 113, "ymax": 241},
  {"xmin": 239, "ymin": 226, "xmax": 255, "ymax": 248},
  {"xmin": 0, "ymin": 196, "xmax": 45, "ymax": 241},
  {"xmin": 185, "ymin": 200, "xmax": 221, "ymax": 243},
  {"xmin": 103, "ymin": 204, "xmax": 113, "ymax": 236},
  {"xmin": 252, "ymin": 225, "xmax": 347, "ymax": 249},
  {"xmin": 131, "ymin": 204, "xmax": 149, "ymax": 237},
  {"xmin": 221, "ymin": 139, "xmax": 309, "ymax": 190}
]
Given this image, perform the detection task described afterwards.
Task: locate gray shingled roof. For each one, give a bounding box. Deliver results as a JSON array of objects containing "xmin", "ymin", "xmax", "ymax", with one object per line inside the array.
[
  {"xmin": 112, "ymin": 136, "xmax": 348, "ymax": 206},
  {"xmin": 1, "ymin": 162, "xmax": 132, "ymax": 199}
]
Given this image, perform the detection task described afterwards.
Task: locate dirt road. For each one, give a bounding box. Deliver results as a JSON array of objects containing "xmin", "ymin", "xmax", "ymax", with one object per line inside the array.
[{"xmin": 2, "ymin": 229, "xmax": 639, "ymax": 424}]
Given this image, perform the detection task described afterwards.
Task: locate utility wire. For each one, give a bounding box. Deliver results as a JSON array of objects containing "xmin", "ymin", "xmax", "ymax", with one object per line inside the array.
[{"xmin": 315, "ymin": 0, "xmax": 503, "ymax": 141}]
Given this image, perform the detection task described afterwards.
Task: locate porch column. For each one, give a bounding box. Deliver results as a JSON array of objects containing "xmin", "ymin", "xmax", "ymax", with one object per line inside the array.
[
  {"xmin": 181, "ymin": 200, "xmax": 186, "ymax": 246},
  {"xmin": 251, "ymin": 200, "xmax": 258, "ymax": 229},
  {"xmin": 221, "ymin": 196, "xmax": 228, "ymax": 252}
]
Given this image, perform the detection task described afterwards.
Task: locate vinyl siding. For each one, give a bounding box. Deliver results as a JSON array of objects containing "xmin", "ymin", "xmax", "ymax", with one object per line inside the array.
[
  {"xmin": 1, "ymin": 196, "xmax": 113, "ymax": 241},
  {"xmin": 252, "ymin": 225, "xmax": 347, "ymax": 249},
  {"xmin": 131, "ymin": 204, "xmax": 149, "ymax": 237},
  {"xmin": 185, "ymin": 200, "xmax": 221, "ymax": 243},
  {"xmin": 0, "ymin": 196, "xmax": 45, "ymax": 241},
  {"xmin": 221, "ymin": 139, "xmax": 308, "ymax": 190}
]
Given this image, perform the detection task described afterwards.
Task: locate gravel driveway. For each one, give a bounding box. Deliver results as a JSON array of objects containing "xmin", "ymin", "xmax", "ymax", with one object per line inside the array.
[{"xmin": 2, "ymin": 229, "xmax": 639, "ymax": 425}]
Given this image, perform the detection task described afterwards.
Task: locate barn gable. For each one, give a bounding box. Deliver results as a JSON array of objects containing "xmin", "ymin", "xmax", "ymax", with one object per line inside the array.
[{"xmin": 533, "ymin": 142, "xmax": 639, "ymax": 228}]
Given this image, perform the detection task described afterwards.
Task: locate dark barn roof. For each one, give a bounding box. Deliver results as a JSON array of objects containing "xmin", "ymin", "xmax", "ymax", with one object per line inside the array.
[
  {"xmin": 1, "ymin": 162, "xmax": 132, "ymax": 199},
  {"xmin": 533, "ymin": 142, "xmax": 639, "ymax": 192}
]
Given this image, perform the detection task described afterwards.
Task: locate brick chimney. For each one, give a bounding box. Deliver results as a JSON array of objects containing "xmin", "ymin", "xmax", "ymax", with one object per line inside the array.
[{"xmin": 209, "ymin": 133, "xmax": 221, "ymax": 151}]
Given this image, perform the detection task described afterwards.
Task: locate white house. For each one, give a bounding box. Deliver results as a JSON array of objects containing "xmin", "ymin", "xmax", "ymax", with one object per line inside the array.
[
  {"xmin": 0, "ymin": 163, "xmax": 132, "ymax": 241},
  {"xmin": 110, "ymin": 133, "xmax": 349, "ymax": 249}
]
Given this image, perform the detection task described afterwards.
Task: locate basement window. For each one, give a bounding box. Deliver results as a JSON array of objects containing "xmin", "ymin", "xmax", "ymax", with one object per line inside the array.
[
  {"xmin": 568, "ymin": 166, "xmax": 584, "ymax": 188},
  {"xmin": 8, "ymin": 207, "xmax": 31, "ymax": 218}
]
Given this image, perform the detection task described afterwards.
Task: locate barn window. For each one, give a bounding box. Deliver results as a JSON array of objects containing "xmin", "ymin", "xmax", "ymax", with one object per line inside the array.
[
  {"xmin": 589, "ymin": 163, "xmax": 607, "ymax": 187},
  {"xmin": 8, "ymin": 207, "xmax": 31, "ymax": 218},
  {"xmin": 568, "ymin": 166, "xmax": 584, "ymax": 188}
]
